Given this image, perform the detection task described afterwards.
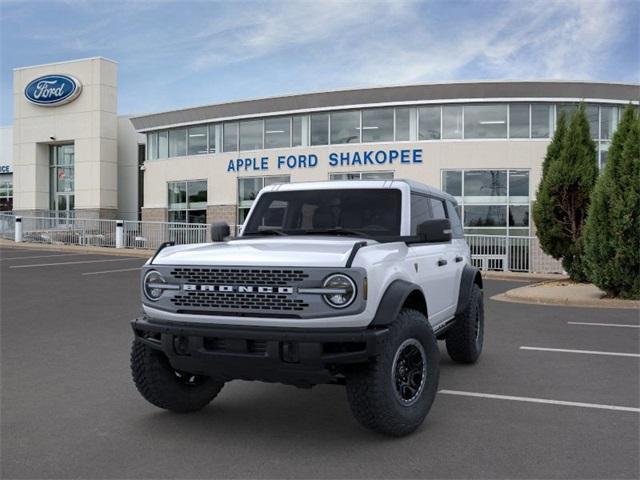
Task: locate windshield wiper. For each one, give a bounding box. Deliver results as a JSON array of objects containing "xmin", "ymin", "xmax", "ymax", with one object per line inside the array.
[
  {"xmin": 244, "ymin": 229, "xmax": 287, "ymax": 236},
  {"xmin": 303, "ymin": 228, "xmax": 370, "ymax": 238}
]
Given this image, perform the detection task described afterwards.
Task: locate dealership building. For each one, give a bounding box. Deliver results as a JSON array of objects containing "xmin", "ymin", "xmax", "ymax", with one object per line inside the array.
[{"xmin": 5, "ymin": 57, "xmax": 639, "ymax": 238}]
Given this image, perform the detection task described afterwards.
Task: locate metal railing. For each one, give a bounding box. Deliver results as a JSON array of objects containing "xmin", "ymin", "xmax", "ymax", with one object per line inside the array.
[
  {"xmin": 466, "ymin": 234, "xmax": 564, "ymax": 274},
  {"xmin": 122, "ymin": 220, "xmax": 210, "ymax": 250},
  {"xmin": 1, "ymin": 212, "xmax": 563, "ymax": 274}
]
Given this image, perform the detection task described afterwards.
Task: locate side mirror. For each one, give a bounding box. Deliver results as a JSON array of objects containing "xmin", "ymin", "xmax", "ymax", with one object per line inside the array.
[
  {"xmin": 416, "ymin": 219, "xmax": 452, "ymax": 243},
  {"xmin": 211, "ymin": 221, "xmax": 230, "ymax": 242}
]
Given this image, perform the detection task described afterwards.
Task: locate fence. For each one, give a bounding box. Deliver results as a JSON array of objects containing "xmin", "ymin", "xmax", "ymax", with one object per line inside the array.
[{"xmin": 1, "ymin": 212, "xmax": 563, "ymax": 274}]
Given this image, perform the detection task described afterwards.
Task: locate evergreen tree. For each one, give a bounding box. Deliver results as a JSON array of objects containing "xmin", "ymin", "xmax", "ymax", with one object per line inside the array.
[
  {"xmin": 584, "ymin": 106, "xmax": 640, "ymax": 298},
  {"xmin": 533, "ymin": 104, "xmax": 598, "ymax": 281}
]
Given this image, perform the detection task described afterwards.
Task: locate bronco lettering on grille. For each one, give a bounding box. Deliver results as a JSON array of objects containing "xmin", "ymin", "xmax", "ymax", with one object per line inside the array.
[{"xmin": 183, "ymin": 284, "xmax": 295, "ymax": 294}]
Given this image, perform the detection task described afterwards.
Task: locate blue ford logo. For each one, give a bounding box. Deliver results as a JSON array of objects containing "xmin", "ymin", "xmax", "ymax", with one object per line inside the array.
[{"xmin": 24, "ymin": 74, "xmax": 82, "ymax": 106}]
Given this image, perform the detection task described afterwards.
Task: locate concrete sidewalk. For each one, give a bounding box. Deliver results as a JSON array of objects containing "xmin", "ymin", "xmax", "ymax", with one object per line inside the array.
[{"xmin": 493, "ymin": 279, "xmax": 640, "ymax": 310}]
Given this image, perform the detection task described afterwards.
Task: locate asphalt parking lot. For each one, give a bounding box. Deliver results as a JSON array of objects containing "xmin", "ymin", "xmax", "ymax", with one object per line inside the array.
[{"xmin": 1, "ymin": 244, "xmax": 639, "ymax": 479}]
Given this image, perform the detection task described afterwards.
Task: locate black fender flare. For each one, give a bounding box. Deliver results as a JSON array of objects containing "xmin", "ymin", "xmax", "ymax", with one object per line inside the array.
[
  {"xmin": 455, "ymin": 264, "xmax": 483, "ymax": 316},
  {"xmin": 370, "ymin": 279, "xmax": 428, "ymax": 326}
]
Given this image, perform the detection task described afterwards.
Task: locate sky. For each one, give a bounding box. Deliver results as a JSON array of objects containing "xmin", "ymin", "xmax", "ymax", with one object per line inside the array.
[{"xmin": 1, "ymin": 0, "xmax": 638, "ymax": 126}]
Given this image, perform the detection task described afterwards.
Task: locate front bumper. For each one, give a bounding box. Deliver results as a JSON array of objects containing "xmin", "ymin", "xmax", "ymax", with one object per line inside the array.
[{"xmin": 131, "ymin": 316, "xmax": 389, "ymax": 386}]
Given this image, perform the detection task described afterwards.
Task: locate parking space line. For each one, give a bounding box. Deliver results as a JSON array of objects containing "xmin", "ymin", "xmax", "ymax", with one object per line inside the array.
[
  {"xmin": 10, "ymin": 258, "xmax": 142, "ymax": 269},
  {"xmin": 1, "ymin": 253, "xmax": 88, "ymax": 261},
  {"xmin": 568, "ymin": 321, "xmax": 640, "ymax": 329},
  {"xmin": 82, "ymin": 267, "xmax": 142, "ymax": 275},
  {"xmin": 520, "ymin": 346, "xmax": 640, "ymax": 358},
  {"xmin": 438, "ymin": 390, "xmax": 640, "ymax": 413}
]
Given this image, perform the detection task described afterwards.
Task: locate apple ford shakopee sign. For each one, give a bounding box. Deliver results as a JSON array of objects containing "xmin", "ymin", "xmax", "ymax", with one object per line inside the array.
[{"xmin": 24, "ymin": 74, "xmax": 82, "ymax": 106}]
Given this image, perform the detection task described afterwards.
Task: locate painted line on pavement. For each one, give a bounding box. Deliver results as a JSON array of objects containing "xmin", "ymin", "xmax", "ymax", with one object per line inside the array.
[
  {"xmin": 1, "ymin": 253, "xmax": 88, "ymax": 261},
  {"xmin": 520, "ymin": 346, "xmax": 640, "ymax": 358},
  {"xmin": 10, "ymin": 257, "xmax": 142, "ymax": 269},
  {"xmin": 438, "ymin": 390, "xmax": 640, "ymax": 413},
  {"xmin": 568, "ymin": 321, "xmax": 640, "ymax": 329},
  {"xmin": 82, "ymin": 267, "xmax": 142, "ymax": 275}
]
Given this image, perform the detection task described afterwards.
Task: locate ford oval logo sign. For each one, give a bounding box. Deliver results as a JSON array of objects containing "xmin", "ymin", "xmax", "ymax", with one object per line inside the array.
[{"xmin": 24, "ymin": 74, "xmax": 82, "ymax": 106}]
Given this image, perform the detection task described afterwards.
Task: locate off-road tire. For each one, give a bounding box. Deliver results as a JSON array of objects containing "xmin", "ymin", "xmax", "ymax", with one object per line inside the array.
[
  {"xmin": 131, "ymin": 341, "xmax": 224, "ymax": 413},
  {"xmin": 445, "ymin": 284, "xmax": 484, "ymax": 364},
  {"xmin": 345, "ymin": 309, "xmax": 439, "ymax": 436}
]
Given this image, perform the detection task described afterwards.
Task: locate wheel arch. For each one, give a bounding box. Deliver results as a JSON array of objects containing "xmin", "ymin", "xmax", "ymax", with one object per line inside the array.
[
  {"xmin": 370, "ymin": 279, "xmax": 428, "ymax": 326},
  {"xmin": 455, "ymin": 264, "xmax": 483, "ymax": 316}
]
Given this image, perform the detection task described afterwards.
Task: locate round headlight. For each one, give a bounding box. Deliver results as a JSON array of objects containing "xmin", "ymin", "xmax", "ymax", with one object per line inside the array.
[
  {"xmin": 143, "ymin": 270, "xmax": 165, "ymax": 301},
  {"xmin": 322, "ymin": 274, "xmax": 356, "ymax": 309}
]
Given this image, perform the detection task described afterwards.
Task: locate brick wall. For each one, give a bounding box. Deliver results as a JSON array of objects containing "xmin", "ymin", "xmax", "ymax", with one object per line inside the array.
[
  {"xmin": 141, "ymin": 208, "xmax": 167, "ymax": 223},
  {"xmin": 207, "ymin": 205, "xmax": 237, "ymax": 226}
]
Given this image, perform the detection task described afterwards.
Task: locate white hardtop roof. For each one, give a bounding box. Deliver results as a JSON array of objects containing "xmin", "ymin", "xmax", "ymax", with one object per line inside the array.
[{"xmin": 261, "ymin": 179, "xmax": 456, "ymax": 203}]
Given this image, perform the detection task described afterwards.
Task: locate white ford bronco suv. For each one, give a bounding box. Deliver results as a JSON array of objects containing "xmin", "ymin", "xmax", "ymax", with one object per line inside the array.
[{"xmin": 131, "ymin": 180, "xmax": 484, "ymax": 436}]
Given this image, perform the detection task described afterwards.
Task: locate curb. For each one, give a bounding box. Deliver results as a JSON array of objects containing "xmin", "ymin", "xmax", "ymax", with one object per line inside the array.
[
  {"xmin": 0, "ymin": 238, "xmax": 154, "ymax": 258},
  {"xmin": 482, "ymin": 271, "xmax": 568, "ymax": 282},
  {"xmin": 492, "ymin": 282, "xmax": 640, "ymax": 310}
]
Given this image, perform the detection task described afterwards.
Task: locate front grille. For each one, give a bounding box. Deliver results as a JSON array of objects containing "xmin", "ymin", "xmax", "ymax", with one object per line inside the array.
[
  {"xmin": 171, "ymin": 292, "xmax": 309, "ymax": 311},
  {"xmin": 203, "ymin": 337, "xmax": 267, "ymax": 356},
  {"xmin": 170, "ymin": 267, "xmax": 309, "ymax": 285}
]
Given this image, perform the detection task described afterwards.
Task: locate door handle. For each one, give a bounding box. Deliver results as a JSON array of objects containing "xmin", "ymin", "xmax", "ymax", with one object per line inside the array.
[
  {"xmin": 455, "ymin": 256, "xmax": 464, "ymax": 263},
  {"xmin": 437, "ymin": 259, "xmax": 447, "ymax": 267}
]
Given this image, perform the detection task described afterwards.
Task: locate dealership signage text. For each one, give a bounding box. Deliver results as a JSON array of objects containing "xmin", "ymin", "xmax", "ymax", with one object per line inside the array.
[{"xmin": 226, "ymin": 148, "xmax": 423, "ymax": 172}]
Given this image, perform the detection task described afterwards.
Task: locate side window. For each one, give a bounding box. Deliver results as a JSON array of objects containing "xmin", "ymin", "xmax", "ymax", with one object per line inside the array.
[
  {"xmin": 429, "ymin": 197, "xmax": 447, "ymax": 219},
  {"xmin": 410, "ymin": 194, "xmax": 432, "ymax": 234},
  {"xmin": 446, "ymin": 200, "xmax": 464, "ymax": 238}
]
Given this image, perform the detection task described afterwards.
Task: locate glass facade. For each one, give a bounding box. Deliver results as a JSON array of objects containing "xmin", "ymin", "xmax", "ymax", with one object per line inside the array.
[
  {"xmin": 167, "ymin": 180, "xmax": 207, "ymax": 223},
  {"xmin": 49, "ymin": 144, "xmax": 75, "ymax": 218},
  {"xmin": 442, "ymin": 169, "xmax": 530, "ymax": 236},
  {"xmin": 143, "ymin": 103, "xmax": 624, "ymax": 169},
  {"xmin": 329, "ymin": 171, "xmax": 394, "ymax": 181},
  {"xmin": 238, "ymin": 175, "xmax": 290, "ymax": 224},
  {"xmin": 0, "ymin": 173, "xmax": 12, "ymax": 211}
]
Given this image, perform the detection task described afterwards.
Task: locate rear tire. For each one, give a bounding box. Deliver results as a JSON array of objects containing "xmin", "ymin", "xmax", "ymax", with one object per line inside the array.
[
  {"xmin": 345, "ymin": 309, "xmax": 439, "ymax": 436},
  {"xmin": 445, "ymin": 284, "xmax": 484, "ymax": 364},
  {"xmin": 131, "ymin": 341, "xmax": 224, "ymax": 413}
]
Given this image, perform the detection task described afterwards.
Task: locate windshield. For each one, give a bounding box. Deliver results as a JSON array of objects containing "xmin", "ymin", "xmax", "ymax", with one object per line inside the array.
[{"xmin": 242, "ymin": 188, "xmax": 402, "ymax": 238}]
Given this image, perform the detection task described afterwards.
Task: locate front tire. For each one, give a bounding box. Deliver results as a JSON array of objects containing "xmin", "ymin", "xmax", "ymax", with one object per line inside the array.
[
  {"xmin": 131, "ymin": 341, "xmax": 224, "ymax": 413},
  {"xmin": 345, "ymin": 309, "xmax": 439, "ymax": 436},
  {"xmin": 445, "ymin": 283, "xmax": 484, "ymax": 363}
]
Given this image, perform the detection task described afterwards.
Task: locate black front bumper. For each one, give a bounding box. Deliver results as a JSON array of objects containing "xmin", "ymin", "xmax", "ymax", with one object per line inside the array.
[{"xmin": 131, "ymin": 316, "xmax": 389, "ymax": 386}]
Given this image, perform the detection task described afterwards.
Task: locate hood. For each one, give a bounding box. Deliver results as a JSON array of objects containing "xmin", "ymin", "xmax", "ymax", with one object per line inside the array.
[{"xmin": 152, "ymin": 236, "xmax": 370, "ymax": 267}]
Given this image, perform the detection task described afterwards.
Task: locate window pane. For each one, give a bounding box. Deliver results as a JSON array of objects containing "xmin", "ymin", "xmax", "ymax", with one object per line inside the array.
[
  {"xmin": 442, "ymin": 106, "xmax": 463, "ymax": 139},
  {"xmin": 56, "ymin": 167, "xmax": 74, "ymax": 192},
  {"xmin": 410, "ymin": 194, "xmax": 432, "ymax": 234},
  {"xmin": 442, "ymin": 170, "xmax": 462, "ymax": 197},
  {"xmin": 509, "ymin": 104, "xmax": 529, "ymax": 138},
  {"xmin": 187, "ymin": 210, "xmax": 207, "ymax": 224},
  {"xmin": 330, "ymin": 110, "xmax": 360, "ymax": 144},
  {"xmin": 362, "ymin": 108, "xmax": 393, "ymax": 142},
  {"xmin": 531, "ymin": 104, "xmax": 552, "ymax": 138},
  {"xmin": 362, "ymin": 171, "xmax": 394, "ymax": 180},
  {"xmin": 508, "ymin": 205, "xmax": 529, "ymax": 227},
  {"xmin": 238, "ymin": 178, "xmax": 262, "ymax": 207},
  {"xmin": 419, "ymin": 106, "xmax": 441, "ymax": 140},
  {"xmin": 463, "ymin": 170, "xmax": 507, "ymax": 203},
  {"xmin": 430, "ymin": 198, "xmax": 447, "ymax": 219},
  {"xmin": 395, "ymin": 107, "xmax": 411, "ymax": 141},
  {"xmin": 310, "ymin": 113, "xmax": 329, "ymax": 145},
  {"xmin": 187, "ymin": 126, "xmax": 207, "ymax": 155},
  {"xmin": 599, "ymin": 142, "xmax": 610, "ymax": 170},
  {"xmin": 509, "ymin": 170, "xmax": 529, "ymax": 201},
  {"xmin": 169, "ymin": 128, "xmax": 187, "ymax": 157},
  {"xmin": 464, "ymin": 205, "xmax": 507, "ymax": 227},
  {"xmin": 446, "ymin": 200, "xmax": 464, "ymax": 237},
  {"xmin": 147, "ymin": 132, "xmax": 158, "ymax": 160},
  {"xmin": 239, "ymin": 120, "xmax": 263, "ymax": 151},
  {"xmin": 168, "ymin": 182, "xmax": 187, "ymax": 209},
  {"xmin": 223, "ymin": 122, "xmax": 238, "ymax": 152},
  {"xmin": 168, "ymin": 210, "xmax": 186, "ymax": 223},
  {"xmin": 208, "ymin": 124, "xmax": 217, "ymax": 153},
  {"xmin": 330, "ymin": 173, "xmax": 360, "ymax": 180},
  {"xmin": 292, "ymin": 116, "xmax": 303, "ymax": 146},
  {"xmin": 264, "ymin": 117, "xmax": 291, "ymax": 149},
  {"xmin": 187, "ymin": 180, "xmax": 207, "ymax": 209},
  {"xmin": 557, "ymin": 103, "xmax": 577, "ymax": 119},
  {"xmin": 464, "ymin": 104, "xmax": 507, "ymax": 139},
  {"xmin": 586, "ymin": 104, "xmax": 599, "ymax": 139},
  {"xmin": 264, "ymin": 175, "xmax": 290, "ymax": 187},
  {"xmin": 158, "ymin": 131, "xmax": 168, "ymax": 159},
  {"xmin": 600, "ymin": 106, "xmax": 619, "ymax": 140}
]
